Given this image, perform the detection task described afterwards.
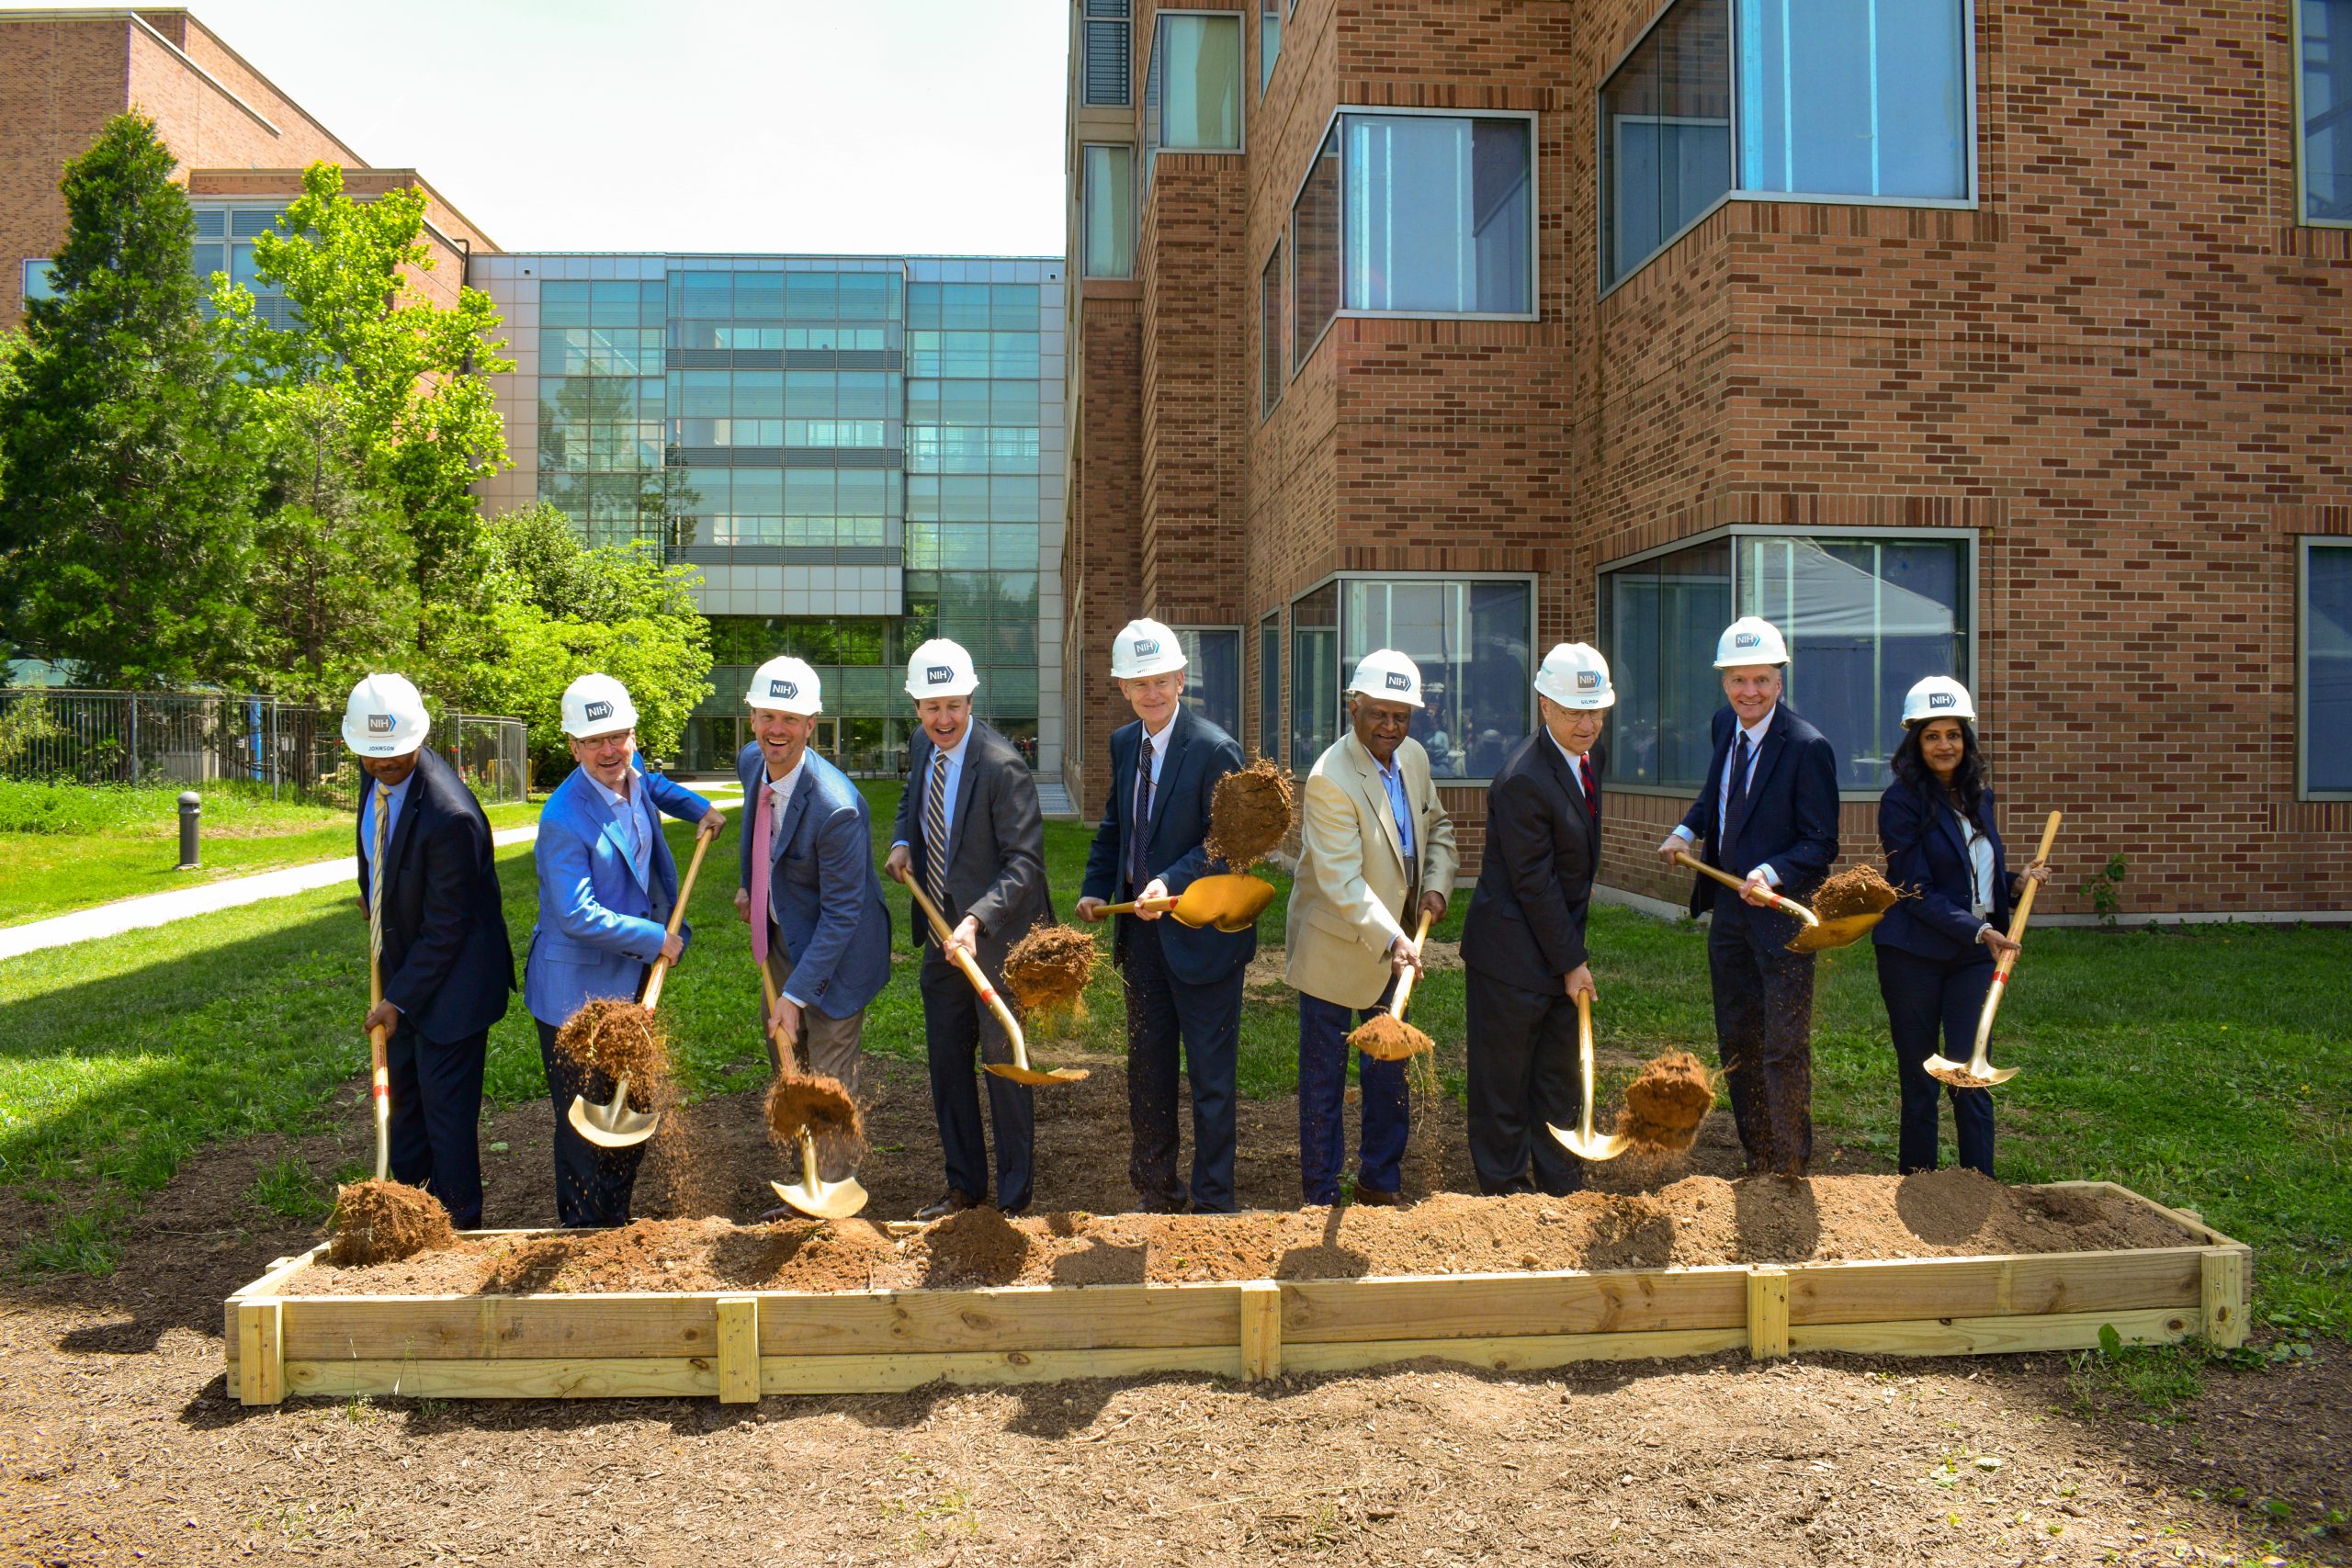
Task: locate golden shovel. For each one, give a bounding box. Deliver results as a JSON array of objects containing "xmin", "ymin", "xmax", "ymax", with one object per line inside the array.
[
  {"xmin": 1677, "ymin": 852, "xmax": 1823, "ymax": 931},
  {"xmin": 566, "ymin": 826, "xmax": 715, "ymax": 1149},
  {"xmin": 1548, "ymin": 990, "xmax": 1630, "ymax": 1162},
  {"xmin": 756, "ymin": 959, "xmax": 869, "ymax": 1219},
  {"xmin": 1095, "ymin": 873, "xmax": 1277, "ymax": 932},
  {"xmin": 1928, "ymin": 810, "xmax": 2063, "ymax": 1089},
  {"xmin": 898, "ymin": 868, "xmax": 1088, "ymax": 1086}
]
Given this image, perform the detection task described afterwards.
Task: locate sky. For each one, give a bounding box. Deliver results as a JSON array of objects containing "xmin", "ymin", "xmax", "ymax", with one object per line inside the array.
[{"xmin": 52, "ymin": 0, "xmax": 1071, "ymax": 256}]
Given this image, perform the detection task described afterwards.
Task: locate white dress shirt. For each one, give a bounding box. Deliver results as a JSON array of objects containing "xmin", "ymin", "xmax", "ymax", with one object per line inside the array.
[{"xmin": 1671, "ymin": 710, "xmax": 1781, "ymax": 887}]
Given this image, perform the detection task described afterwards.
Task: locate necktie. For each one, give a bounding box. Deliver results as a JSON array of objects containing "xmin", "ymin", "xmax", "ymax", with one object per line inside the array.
[
  {"xmin": 1724, "ymin": 731, "xmax": 1753, "ymax": 861},
  {"xmin": 750, "ymin": 777, "xmax": 775, "ymax": 964},
  {"xmin": 1127, "ymin": 744, "xmax": 1154, "ymax": 895},
  {"xmin": 368, "ymin": 781, "xmax": 388, "ymax": 976},
  {"xmin": 923, "ymin": 750, "xmax": 950, "ymax": 929},
  {"xmin": 1578, "ymin": 754, "xmax": 1600, "ymax": 824}
]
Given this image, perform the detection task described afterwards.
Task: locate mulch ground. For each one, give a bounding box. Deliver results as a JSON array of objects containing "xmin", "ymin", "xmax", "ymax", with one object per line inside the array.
[{"xmin": 2, "ymin": 1046, "xmax": 2346, "ymax": 1565}]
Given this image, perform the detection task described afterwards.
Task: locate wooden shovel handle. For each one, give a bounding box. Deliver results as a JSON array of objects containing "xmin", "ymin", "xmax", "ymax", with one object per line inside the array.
[
  {"xmin": 1673, "ymin": 851, "xmax": 1819, "ymax": 927},
  {"xmin": 898, "ymin": 867, "xmax": 1030, "ymax": 1055},
  {"xmin": 367, "ymin": 946, "xmax": 390, "ymax": 1182},
  {"xmin": 1388, "ymin": 909, "xmax": 1436, "ymax": 1018},
  {"xmin": 640, "ymin": 824, "xmax": 715, "ymax": 1015},
  {"xmin": 1097, "ymin": 895, "xmax": 1179, "ymax": 916},
  {"xmin": 1973, "ymin": 810, "xmax": 2063, "ymax": 1055}
]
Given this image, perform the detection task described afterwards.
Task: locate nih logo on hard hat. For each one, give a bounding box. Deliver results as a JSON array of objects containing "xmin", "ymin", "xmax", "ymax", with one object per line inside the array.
[
  {"xmin": 1385, "ymin": 671, "xmax": 1410, "ymax": 692},
  {"xmin": 925, "ymin": 666, "xmax": 953, "ymax": 684},
  {"xmin": 1133, "ymin": 638, "xmax": 1159, "ymax": 657},
  {"xmin": 1929, "ymin": 692, "xmax": 1956, "ymax": 709},
  {"xmin": 1576, "ymin": 671, "xmax": 1599, "ymax": 691},
  {"xmin": 769, "ymin": 678, "xmax": 798, "ymax": 699},
  {"xmin": 1735, "ymin": 631, "xmax": 1761, "ymax": 649},
  {"xmin": 366, "ymin": 714, "xmax": 394, "ymax": 735},
  {"xmin": 584, "ymin": 700, "xmax": 614, "ymax": 723}
]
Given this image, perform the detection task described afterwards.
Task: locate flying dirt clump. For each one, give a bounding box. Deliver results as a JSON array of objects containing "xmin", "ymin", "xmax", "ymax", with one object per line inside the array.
[
  {"xmin": 1204, "ymin": 758, "xmax": 1295, "ymax": 870},
  {"xmin": 328, "ymin": 1179, "xmax": 454, "ymax": 1266},
  {"xmin": 1812, "ymin": 862, "xmax": 1905, "ymax": 923},
  {"xmin": 550, "ymin": 996, "xmax": 674, "ymax": 1113},
  {"xmin": 1613, "ymin": 1051, "xmax": 1716, "ymax": 1154},
  {"xmin": 1004, "ymin": 924, "xmax": 1103, "ymax": 1021}
]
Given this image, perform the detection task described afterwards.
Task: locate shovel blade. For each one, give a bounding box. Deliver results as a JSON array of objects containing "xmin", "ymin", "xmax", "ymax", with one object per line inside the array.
[
  {"xmin": 1924, "ymin": 1055, "xmax": 2018, "ymax": 1089},
  {"xmin": 567, "ymin": 1094, "xmax": 660, "ymax": 1149},
  {"xmin": 1785, "ymin": 910, "xmax": 1886, "ymax": 953},
  {"xmin": 1167, "ymin": 874, "xmax": 1278, "ymax": 933},
  {"xmin": 985, "ymin": 1062, "xmax": 1091, "ymax": 1086},
  {"xmin": 1547, "ymin": 1122, "xmax": 1633, "ymax": 1162},
  {"xmin": 770, "ymin": 1175, "xmax": 869, "ymax": 1221}
]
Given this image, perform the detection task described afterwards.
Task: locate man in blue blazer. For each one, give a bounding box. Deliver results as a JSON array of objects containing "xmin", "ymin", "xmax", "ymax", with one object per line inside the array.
[
  {"xmin": 1656, "ymin": 617, "xmax": 1839, "ymax": 1176},
  {"xmin": 732, "ymin": 655, "xmax": 890, "ymax": 1182},
  {"xmin": 525, "ymin": 673, "xmax": 721, "ymax": 1226},
  {"xmin": 1075, "ymin": 619, "xmax": 1255, "ymax": 1213},
  {"xmin": 345, "ymin": 673, "xmax": 514, "ymax": 1229}
]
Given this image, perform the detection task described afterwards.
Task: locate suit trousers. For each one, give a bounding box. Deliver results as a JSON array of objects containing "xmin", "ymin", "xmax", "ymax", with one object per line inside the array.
[
  {"xmin": 1296, "ymin": 976, "xmax": 1409, "ymax": 1204},
  {"xmin": 1874, "ymin": 943, "xmax": 1996, "ymax": 1176},
  {"xmin": 763, "ymin": 944, "xmax": 868, "ymax": 1182},
  {"xmin": 386, "ymin": 1021, "xmax": 487, "ymax": 1227},
  {"xmin": 537, "ymin": 1018, "xmax": 645, "ymax": 1228},
  {"xmin": 1706, "ymin": 899, "xmax": 1816, "ymax": 1176},
  {"xmin": 1121, "ymin": 918, "xmax": 1242, "ymax": 1212},
  {"xmin": 921, "ymin": 946, "xmax": 1035, "ymax": 1212},
  {"xmin": 1463, "ymin": 971, "xmax": 1586, "ymax": 1197}
]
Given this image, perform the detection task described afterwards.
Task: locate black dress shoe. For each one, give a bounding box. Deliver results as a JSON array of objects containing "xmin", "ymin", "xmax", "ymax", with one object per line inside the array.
[
  {"xmin": 915, "ymin": 1191, "xmax": 980, "ymax": 1223},
  {"xmin": 1135, "ymin": 1191, "xmax": 1191, "ymax": 1215},
  {"xmin": 1351, "ymin": 1185, "xmax": 1404, "ymax": 1208}
]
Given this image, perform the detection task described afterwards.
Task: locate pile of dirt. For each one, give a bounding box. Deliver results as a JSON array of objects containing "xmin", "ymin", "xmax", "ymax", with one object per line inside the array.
[
  {"xmin": 1349, "ymin": 1011, "xmax": 1431, "ymax": 1062},
  {"xmin": 1204, "ymin": 757, "xmax": 1295, "ymax": 869},
  {"xmin": 550, "ymin": 996, "xmax": 673, "ymax": 1113},
  {"xmin": 1615, "ymin": 1051, "xmax": 1716, "ymax": 1153},
  {"xmin": 764, "ymin": 1072, "xmax": 864, "ymax": 1148},
  {"xmin": 1004, "ymin": 923, "xmax": 1102, "ymax": 1019},
  {"xmin": 326, "ymin": 1179, "xmax": 454, "ymax": 1266},
  {"xmin": 1813, "ymin": 862, "xmax": 1905, "ymax": 922}
]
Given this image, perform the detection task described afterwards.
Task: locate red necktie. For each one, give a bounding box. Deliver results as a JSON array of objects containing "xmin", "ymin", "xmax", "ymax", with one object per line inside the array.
[
  {"xmin": 750, "ymin": 780, "xmax": 775, "ymax": 964},
  {"xmin": 1578, "ymin": 754, "xmax": 1600, "ymax": 822}
]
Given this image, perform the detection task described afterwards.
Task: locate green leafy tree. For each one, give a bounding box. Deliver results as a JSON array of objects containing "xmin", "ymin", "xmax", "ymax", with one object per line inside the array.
[{"xmin": 0, "ymin": 113, "xmax": 258, "ymax": 688}]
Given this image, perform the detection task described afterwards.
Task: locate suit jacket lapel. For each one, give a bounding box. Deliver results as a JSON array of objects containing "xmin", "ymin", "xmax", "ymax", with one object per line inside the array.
[
  {"xmin": 1147, "ymin": 713, "xmax": 1190, "ymax": 848},
  {"xmin": 947, "ymin": 728, "xmax": 984, "ymax": 867},
  {"xmin": 1536, "ymin": 732, "xmax": 1597, "ymax": 854},
  {"xmin": 773, "ymin": 769, "xmax": 814, "ymax": 863},
  {"xmin": 1745, "ymin": 705, "xmax": 1794, "ymax": 807},
  {"xmin": 384, "ymin": 778, "xmax": 423, "ymax": 892},
  {"xmin": 1348, "ymin": 734, "xmax": 1407, "ymax": 873},
  {"xmin": 602, "ymin": 785, "xmax": 652, "ymax": 891}
]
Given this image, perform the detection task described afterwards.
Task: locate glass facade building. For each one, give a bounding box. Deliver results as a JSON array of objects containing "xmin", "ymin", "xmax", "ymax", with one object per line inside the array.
[{"xmin": 473, "ymin": 254, "xmax": 1065, "ymax": 779}]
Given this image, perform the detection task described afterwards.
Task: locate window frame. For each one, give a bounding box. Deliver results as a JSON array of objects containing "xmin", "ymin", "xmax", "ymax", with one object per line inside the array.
[
  {"xmin": 1287, "ymin": 567, "xmax": 1542, "ymax": 787},
  {"xmin": 1258, "ymin": 608, "xmax": 1283, "ymax": 762},
  {"xmin": 1596, "ymin": 0, "xmax": 1981, "ymax": 300},
  {"xmin": 2294, "ymin": 0, "xmax": 2352, "ymax": 229},
  {"xmin": 1261, "ymin": 0, "xmax": 1281, "ymax": 96},
  {"xmin": 1144, "ymin": 8, "xmax": 1249, "ymax": 201},
  {"xmin": 1593, "ymin": 522, "xmax": 1981, "ymax": 801},
  {"xmin": 1080, "ymin": 0, "xmax": 1133, "ymax": 109},
  {"xmin": 2299, "ymin": 536, "xmax": 2352, "ymax": 799},
  {"xmin": 1080, "ymin": 141, "xmax": 1136, "ymax": 279},
  {"xmin": 1172, "ymin": 624, "xmax": 1246, "ymax": 739},
  {"xmin": 1260, "ymin": 237, "xmax": 1286, "ymax": 420}
]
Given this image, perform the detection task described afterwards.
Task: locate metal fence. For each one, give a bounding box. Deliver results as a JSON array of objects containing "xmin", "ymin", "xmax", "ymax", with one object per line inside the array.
[{"xmin": 0, "ymin": 688, "xmax": 528, "ymax": 804}]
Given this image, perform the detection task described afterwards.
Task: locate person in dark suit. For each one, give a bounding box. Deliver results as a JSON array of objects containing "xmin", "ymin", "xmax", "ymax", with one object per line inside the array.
[
  {"xmin": 1462, "ymin": 644, "xmax": 1614, "ymax": 1197},
  {"xmin": 1873, "ymin": 677, "xmax": 2052, "ymax": 1177},
  {"xmin": 343, "ymin": 673, "xmax": 515, "ymax": 1229},
  {"xmin": 1074, "ymin": 618, "xmax": 1254, "ymax": 1213},
  {"xmin": 887, "ymin": 638, "xmax": 1050, "ymax": 1220},
  {"xmin": 1655, "ymin": 617, "xmax": 1839, "ymax": 1176}
]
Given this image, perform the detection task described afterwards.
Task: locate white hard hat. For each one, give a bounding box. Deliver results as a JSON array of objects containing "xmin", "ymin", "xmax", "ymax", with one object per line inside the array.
[
  {"xmin": 1346, "ymin": 648, "xmax": 1425, "ymax": 709},
  {"xmin": 904, "ymin": 638, "xmax": 978, "ymax": 699},
  {"xmin": 1109, "ymin": 617, "xmax": 1186, "ymax": 682},
  {"xmin": 341, "ymin": 672, "xmax": 429, "ymax": 758},
  {"xmin": 1714, "ymin": 615, "xmax": 1791, "ymax": 669},
  {"xmin": 560, "ymin": 672, "xmax": 639, "ymax": 739},
  {"xmin": 1901, "ymin": 675, "xmax": 1976, "ymax": 726},
  {"xmin": 1533, "ymin": 643, "xmax": 1617, "ymax": 711},
  {"xmin": 745, "ymin": 655, "xmax": 822, "ymax": 716}
]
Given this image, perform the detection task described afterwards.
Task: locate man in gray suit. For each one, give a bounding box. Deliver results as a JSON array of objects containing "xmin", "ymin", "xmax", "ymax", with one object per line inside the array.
[{"xmin": 888, "ymin": 637, "xmax": 1050, "ymax": 1220}]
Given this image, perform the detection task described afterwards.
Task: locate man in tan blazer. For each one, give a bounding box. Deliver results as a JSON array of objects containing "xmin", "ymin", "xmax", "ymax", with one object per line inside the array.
[{"xmin": 1287, "ymin": 649, "xmax": 1458, "ymax": 1205}]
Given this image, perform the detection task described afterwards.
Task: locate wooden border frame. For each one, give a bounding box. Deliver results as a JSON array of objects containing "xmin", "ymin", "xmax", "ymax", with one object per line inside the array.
[{"xmin": 222, "ymin": 1181, "xmax": 2249, "ymax": 1405}]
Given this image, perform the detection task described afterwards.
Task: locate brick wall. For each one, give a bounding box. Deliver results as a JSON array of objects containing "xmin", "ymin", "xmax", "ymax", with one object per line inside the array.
[{"xmin": 1065, "ymin": 288, "xmax": 1146, "ymax": 818}]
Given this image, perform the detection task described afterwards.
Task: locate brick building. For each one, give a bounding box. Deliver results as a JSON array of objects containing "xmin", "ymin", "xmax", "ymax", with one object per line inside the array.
[{"xmin": 1061, "ymin": 0, "xmax": 2352, "ymax": 920}]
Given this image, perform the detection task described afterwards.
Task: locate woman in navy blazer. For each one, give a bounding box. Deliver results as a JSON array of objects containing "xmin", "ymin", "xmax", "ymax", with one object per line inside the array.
[{"xmin": 1872, "ymin": 678, "xmax": 2051, "ymax": 1176}]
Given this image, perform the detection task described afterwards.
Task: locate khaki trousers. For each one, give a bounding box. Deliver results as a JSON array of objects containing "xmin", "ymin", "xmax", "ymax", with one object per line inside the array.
[{"xmin": 763, "ymin": 942, "xmax": 867, "ymax": 1181}]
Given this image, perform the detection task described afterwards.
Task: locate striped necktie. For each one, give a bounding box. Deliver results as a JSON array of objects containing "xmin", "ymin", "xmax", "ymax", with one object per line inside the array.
[
  {"xmin": 923, "ymin": 749, "xmax": 950, "ymax": 928},
  {"xmin": 368, "ymin": 781, "xmax": 388, "ymax": 975}
]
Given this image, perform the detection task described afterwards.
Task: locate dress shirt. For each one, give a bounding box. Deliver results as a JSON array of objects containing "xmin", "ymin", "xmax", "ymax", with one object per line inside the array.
[
  {"xmin": 586, "ymin": 769, "xmax": 650, "ymax": 886},
  {"xmin": 1375, "ymin": 751, "xmax": 1415, "ymax": 863},
  {"xmin": 1547, "ymin": 729, "xmax": 1592, "ymax": 799},
  {"xmin": 1671, "ymin": 709, "xmax": 1781, "ymax": 887},
  {"xmin": 1954, "ymin": 807, "xmax": 1997, "ymax": 928}
]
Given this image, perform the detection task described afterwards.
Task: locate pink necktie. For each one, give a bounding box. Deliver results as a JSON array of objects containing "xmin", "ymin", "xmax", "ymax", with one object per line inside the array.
[{"xmin": 750, "ymin": 781, "xmax": 774, "ymax": 964}]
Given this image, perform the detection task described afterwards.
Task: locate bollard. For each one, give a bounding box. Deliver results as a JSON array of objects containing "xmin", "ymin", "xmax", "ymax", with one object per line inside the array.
[{"xmin": 176, "ymin": 791, "xmax": 201, "ymax": 871}]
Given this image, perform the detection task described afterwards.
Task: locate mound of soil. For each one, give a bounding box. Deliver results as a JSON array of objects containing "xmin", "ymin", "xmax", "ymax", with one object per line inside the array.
[
  {"xmin": 1004, "ymin": 924, "xmax": 1102, "ymax": 1017},
  {"xmin": 1205, "ymin": 758, "xmax": 1295, "ymax": 869},
  {"xmin": 1814, "ymin": 862, "xmax": 1905, "ymax": 922},
  {"xmin": 287, "ymin": 1170, "xmax": 2195, "ymax": 1297},
  {"xmin": 326, "ymin": 1179, "xmax": 454, "ymax": 1266},
  {"xmin": 764, "ymin": 1072, "xmax": 864, "ymax": 1147},
  {"xmin": 1350, "ymin": 1012, "xmax": 1431, "ymax": 1061},
  {"xmin": 1616, "ymin": 1051, "xmax": 1716, "ymax": 1152},
  {"xmin": 550, "ymin": 997, "xmax": 673, "ymax": 1112}
]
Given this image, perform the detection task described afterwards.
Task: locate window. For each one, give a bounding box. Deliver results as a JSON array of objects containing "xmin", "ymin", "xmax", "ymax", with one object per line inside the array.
[
  {"xmin": 1144, "ymin": 11, "xmax": 1243, "ymax": 194},
  {"xmin": 1081, "ymin": 144, "xmax": 1135, "ymax": 278},
  {"xmin": 2300, "ymin": 0, "xmax": 2352, "ymax": 223},
  {"xmin": 2302, "ymin": 539, "xmax": 2352, "ymax": 795},
  {"xmin": 1342, "ymin": 578, "xmax": 1535, "ymax": 780},
  {"xmin": 1598, "ymin": 530, "xmax": 1973, "ymax": 794},
  {"xmin": 1261, "ymin": 0, "xmax": 1281, "ymax": 93},
  {"xmin": 1260, "ymin": 240, "xmax": 1285, "ymax": 416},
  {"xmin": 1292, "ymin": 126, "xmax": 1340, "ymax": 369},
  {"xmin": 1290, "ymin": 583, "xmax": 1339, "ymax": 770},
  {"xmin": 1600, "ymin": 0, "xmax": 1974, "ymax": 292},
  {"xmin": 21, "ymin": 258, "xmax": 56, "ymax": 303},
  {"xmin": 1258, "ymin": 612, "xmax": 1281, "ymax": 761},
  {"xmin": 1342, "ymin": 114, "xmax": 1533, "ymax": 315},
  {"xmin": 1174, "ymin": 627, "xmax": 1242, "ymax": 737},
  {"xmin": 1083, "ymin": 0, "xmax": 1132, "ymax": 107}
]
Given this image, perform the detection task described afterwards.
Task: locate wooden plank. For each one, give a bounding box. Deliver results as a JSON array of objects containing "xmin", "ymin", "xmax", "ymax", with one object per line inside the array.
[
  {"xmin": 1790, "ymin": 1247, "xmax": 2202, "ymax": 1325},
  {"xmin": 237, "ymin": 1301, "xmax": 283, "ymax": 1407},
  {"xmin": 2200, "ymin": 1250, "xmax": 2246, "ymax": 1349},
  {"xmin": 1281, "ymin": 1267, "xmax": 1747, "ymax": 1345},
  {"xmin": 758, "ymin": 1345, "xmax": 1242, "ymax": 1394},
  {"xmin": 755, "ymin": 1281, "xmax": 1242, "ymax": 1355},
  {"xmin": 2052, "ymin": 1181, "xmax": 2247, "ymax": 1250},
  {"xmin": 286, "ymin": 1357, "xmax": 719, "ymax": 1400},
  {"xmin": 1791, "ymin": 1304, "xmax": 2193, "ymax": 1357},
  {"xmin": 1238, "ymin": 1281, "xmax": 1281, "ymax": 1381},
  {"xmin": 230, "ymin": 1245, "xmax": 328, "ymax": 1299},
  {"xmin": 1747, "ymin": 1269, "xmax": 1790, "ymax": 1360},
  {"xmin": 1282, "ymin": 1325, "xmax": 1747, "ymax": 1377},
  {"xmin": 716, "ymin": 1296, "xmax": 759, "ymax": 1404},
  {"xmin": 279, "ymin": 1294, "xmax": 720, "ymax": 1361}
]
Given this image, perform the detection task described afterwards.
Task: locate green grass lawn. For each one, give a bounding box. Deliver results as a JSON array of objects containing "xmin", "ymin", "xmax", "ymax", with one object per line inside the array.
[
  {"xmin": 0, "ymin": 777, "xmax": 540, "ymax": 927},
  {"xmin": 1, "ymin": 777, "xmax": 2344, "ymax": 1335}
]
